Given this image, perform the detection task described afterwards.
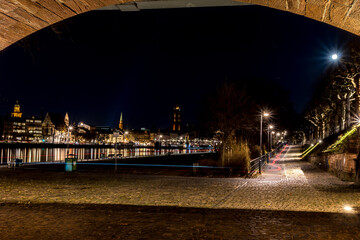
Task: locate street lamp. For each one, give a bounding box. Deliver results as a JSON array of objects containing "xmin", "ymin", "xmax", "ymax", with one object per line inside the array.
[
  {"xmin": 260, "ymin": 112, "xmax": 270, "ymax": 155},
  {"xmin": 331, "ymin": 54, "xmax": 338, "ymax": 60},
  {"xmin": 123, "ymin": 130, "xmax": 129, "ymax": 157},
  {"xmin": 66, "ymin": 126, "xmax": 73, "ymax": 157}
]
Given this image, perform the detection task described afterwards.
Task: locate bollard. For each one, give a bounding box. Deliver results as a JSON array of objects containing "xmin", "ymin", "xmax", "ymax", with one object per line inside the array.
[
  {"xmin": 193, "ymin": 163, "xmax": 199, "ymax": 175},
  {"xmin": 259, "ymin": 158, "xmax": 262, "ymax": 174}
]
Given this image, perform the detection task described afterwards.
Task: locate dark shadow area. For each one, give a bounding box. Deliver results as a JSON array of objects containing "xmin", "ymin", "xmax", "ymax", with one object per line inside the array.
[{"xmin": 0, "ymin": 202, "xmax": 359, "ymax": 239}]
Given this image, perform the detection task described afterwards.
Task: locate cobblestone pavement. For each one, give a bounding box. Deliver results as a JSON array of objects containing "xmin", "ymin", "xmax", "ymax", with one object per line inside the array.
[
  {"xmin": 1, "ymin": 203, "xmax": 359, "ymax": 240},
  {"xmin": 0, "ymin": 144, "xmax": 360, "ymax": 239}
]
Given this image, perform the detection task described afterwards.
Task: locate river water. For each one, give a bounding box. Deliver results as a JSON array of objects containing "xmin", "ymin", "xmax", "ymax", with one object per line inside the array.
[{"xmin": 0, "ymin": 147, "xmax": 213, "ymax": 164}]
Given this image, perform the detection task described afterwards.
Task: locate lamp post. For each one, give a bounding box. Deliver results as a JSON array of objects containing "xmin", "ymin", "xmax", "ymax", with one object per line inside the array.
[
  {"xmin": 260, "ymin": 112, "xmax": 269, "ymax": 156},
  {"xmin": 113, "ymin": 130, "xmax": 119, "ymax": 171},
  {"xmin": 268, "ymin": 125, "xmax": 273, "ymax": 152},
  {"xmin": 66, "ymin": 126, "xmax": 73, "ymax": 157},
  {"xmin": 123, "ymin": 131, "xmax": 129, "ymax": 158}
]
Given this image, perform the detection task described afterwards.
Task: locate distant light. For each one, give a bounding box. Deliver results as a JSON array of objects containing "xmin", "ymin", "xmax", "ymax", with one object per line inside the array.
[
  {"xmin": 311, "ymin": 144, "xmax": 314, "ymax": 146},
  {"xmin": 269, "ymin": 125, "xmax": 274, "ymax": 129},
  {"xmin": 331, "ymin": 54, "xmax": 338, "ymax": 60},
  {"xmin": 319, "ymin": 140, "xmax": 322, "ymax": 143},
  {"xmin": 344, "ymin": 205, "xmax": 353, "ymax": 211},
  {"xmin": 263, "ymin": 112, "xmax": 270, "ymax": 117}
]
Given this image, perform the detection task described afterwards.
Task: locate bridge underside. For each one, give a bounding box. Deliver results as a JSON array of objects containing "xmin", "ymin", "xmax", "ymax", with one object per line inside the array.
[{"xmin": 0, "ymin": 0, "xmax": 360, "ymax": 51}]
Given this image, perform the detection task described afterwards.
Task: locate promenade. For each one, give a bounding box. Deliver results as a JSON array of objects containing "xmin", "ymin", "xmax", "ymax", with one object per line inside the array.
[{"xmin": 0, "ymin": 145, "xmax": 359, "ymax": 239}]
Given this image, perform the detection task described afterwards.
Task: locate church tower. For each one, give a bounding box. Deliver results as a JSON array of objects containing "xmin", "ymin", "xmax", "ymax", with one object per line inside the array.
[
  {"xmin": 11, "ymin": 100, "xmax": 22, "ymax": 118},
  {"xmin": 119, "ymin": 112, "xmax": 124, "ymax": 130},
  {"xmin": 64, "ymin": 112, "xmax": 69, "ymax": 128},
  {"xmin": 172, "ymin": 105, "xmax": 181, "ymax": 132}
]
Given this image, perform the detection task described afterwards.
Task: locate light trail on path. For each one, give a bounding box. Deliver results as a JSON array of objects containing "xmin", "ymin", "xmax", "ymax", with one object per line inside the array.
[{"xmin": 269, "ymin": 144, "xmax": 288, "ymax": 171}]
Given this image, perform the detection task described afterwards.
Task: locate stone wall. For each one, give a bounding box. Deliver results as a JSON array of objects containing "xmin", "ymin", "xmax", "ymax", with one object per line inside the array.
[
  {"xmin": 1, "ymin": 0, "xmax": 360, "ymax": 50},
  {"xmin": 309, "ymin": 153, "xmax": 357, "ymax": 181}
]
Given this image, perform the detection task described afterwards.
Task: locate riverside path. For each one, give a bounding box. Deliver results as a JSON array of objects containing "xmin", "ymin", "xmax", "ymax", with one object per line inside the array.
[{"xmin": 0, "ymin": 144, "xmax": 359, "ymax": 239}]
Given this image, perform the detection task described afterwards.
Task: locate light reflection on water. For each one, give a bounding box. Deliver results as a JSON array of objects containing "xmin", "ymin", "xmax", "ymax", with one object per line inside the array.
[{"xmin": 0, "ymin": 148, "xmax": 212, "ymax": 164}]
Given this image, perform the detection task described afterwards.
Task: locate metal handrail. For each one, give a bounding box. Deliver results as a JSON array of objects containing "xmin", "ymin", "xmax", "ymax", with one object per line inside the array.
[{"xmin": 248, "ymin": 150, "xmax": 276, "ymax": 176}]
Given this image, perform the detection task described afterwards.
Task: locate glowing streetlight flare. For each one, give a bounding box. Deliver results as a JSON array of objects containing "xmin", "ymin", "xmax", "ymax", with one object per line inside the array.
[
  {"xmin": 344, "ymin": 205, "xmax": 353, "ymax": 211},
  {"xmin": 331, "ymin": 54, "xmax": 338, "ymax": 60},
  {"xmin": 263, "ymin": 112, "xmax": 270, "ymax": 117}
]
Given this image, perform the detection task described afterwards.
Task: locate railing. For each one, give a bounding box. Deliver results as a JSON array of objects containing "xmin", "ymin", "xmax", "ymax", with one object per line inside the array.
[
  {"xmin": 72, "ymin": 150, "xmax": 214, "ymax": 162},
  {"xmin": 248, "ymin": 143, "xmax": 287, "ymax": 176},
  {"xmin": 249, "ymin": 154, "xmax": 269, "ymax": 176}
]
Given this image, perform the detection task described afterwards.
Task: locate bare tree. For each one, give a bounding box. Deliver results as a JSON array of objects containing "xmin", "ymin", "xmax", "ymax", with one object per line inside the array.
[{"xmin": 201, "ymin": 82, "xmax": 255, "ymax": 165}]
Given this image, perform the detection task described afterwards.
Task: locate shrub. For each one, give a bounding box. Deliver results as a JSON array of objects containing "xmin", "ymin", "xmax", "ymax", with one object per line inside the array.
[
  {"xmin": 226, "ymin": 141, "xmax": 250, "ymax": 173},
  {"xmin": 250, "ymin": 145, "xmax": 261, "ymax": 159}
]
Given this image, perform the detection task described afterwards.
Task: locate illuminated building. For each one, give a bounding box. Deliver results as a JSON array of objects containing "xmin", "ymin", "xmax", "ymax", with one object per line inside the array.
[
  {"xmin": 172, "ymin": 104, "xmax": 181, "ymax": 132},
  {"xmin": 11, "ymin": 100, "xmax": 22, "ymax": 118},
  {"xmin": 42, "ymin": 113, "xmax": 69, "ymax": 143},
  {"xmin": 25, "ymin": 116, "xmax": 42, "ymax": 141},
  {"xmin": 128, "ymin": 128, "xmax": 151, "ymax": 146},
  {"xmin": 76, "ymin": 122, "xmax": 96, "ymax": 143},
  {"xmin": 95, "ymin": 126, "xmax": 113, "ymax": 144},
  {"xmin": 1, "ymin": 101, "xmax": 42, "ymax": 141}
]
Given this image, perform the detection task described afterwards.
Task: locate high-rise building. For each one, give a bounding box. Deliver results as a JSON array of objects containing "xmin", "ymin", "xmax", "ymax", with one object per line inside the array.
[{"xmin": 172, "ymin": 105, "xmax": 181, "ymax": 132}]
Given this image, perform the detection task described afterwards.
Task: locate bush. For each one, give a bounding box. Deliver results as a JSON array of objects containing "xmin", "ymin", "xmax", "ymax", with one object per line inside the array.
[
  {"xmin": 250, "ymin": 145, "xmax": 261, "ymax": 159},
  {"xmin": 226, "ymin": 141, "xmax": 250, "ymax": 174}
]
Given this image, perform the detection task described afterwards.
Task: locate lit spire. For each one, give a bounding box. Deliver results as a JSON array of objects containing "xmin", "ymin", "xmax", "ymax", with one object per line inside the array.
[
  {"xmin": 64, "ymin": 112, "xmax": 69, "ymax": 127},
  {"xmin": 119, "ymin": 112, "xmax": 123, "ymax": 130}
]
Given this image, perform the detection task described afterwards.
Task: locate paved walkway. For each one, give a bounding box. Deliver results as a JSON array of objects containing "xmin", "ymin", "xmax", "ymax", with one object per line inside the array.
[
  {"xmin": 3, "ymin": 144, "xmax": 358, "ymax": 213},
  {"xmin": 1, "ymin": 144, "xmax": 360, "ymax": 239}
]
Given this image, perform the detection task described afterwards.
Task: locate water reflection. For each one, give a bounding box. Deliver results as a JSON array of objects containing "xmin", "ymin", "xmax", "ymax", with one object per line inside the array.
[{"xmin": 0, "ymin": 148, "xmax": 212, "ymax": 164}]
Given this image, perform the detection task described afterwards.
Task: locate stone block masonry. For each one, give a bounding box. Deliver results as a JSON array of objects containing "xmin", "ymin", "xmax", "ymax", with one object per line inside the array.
[
  {"xmin": 309, "ymin": 153, "xmax": 357, "ymax": 181},
  {"xmin": 1, "ymin": 0, "xmax": 360, "ymax": 50}
]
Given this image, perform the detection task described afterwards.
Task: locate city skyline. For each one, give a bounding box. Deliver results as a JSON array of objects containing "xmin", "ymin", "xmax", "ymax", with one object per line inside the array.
[
  {"xmin": 0, "ymin": 99, "xmax": 183, "ymax": 130},
  {"xmin": 0, "ymin": 6, "xmax": 354, "ymax": 128}
]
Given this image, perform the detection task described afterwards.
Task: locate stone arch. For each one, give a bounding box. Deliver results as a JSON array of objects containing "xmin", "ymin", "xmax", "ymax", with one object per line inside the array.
[{"xmin": 0, "ymin": 0, "xmax": 359, "ymax": 51}]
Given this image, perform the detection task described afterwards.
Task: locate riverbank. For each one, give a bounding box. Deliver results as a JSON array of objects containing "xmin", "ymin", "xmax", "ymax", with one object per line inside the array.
[
  {"xmin": 0, "ymin": 142, "xmax": 214, "ymax": 150},
  {"xmin": 9, "ymin": 152, "xmax": 242, "ymax": 177}
]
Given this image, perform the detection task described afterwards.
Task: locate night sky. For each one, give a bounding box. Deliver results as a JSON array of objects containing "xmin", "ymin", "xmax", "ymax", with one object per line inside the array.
[{"xmin": 0, "ymin": 5, "xmax": 355, "ymax": 129}]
